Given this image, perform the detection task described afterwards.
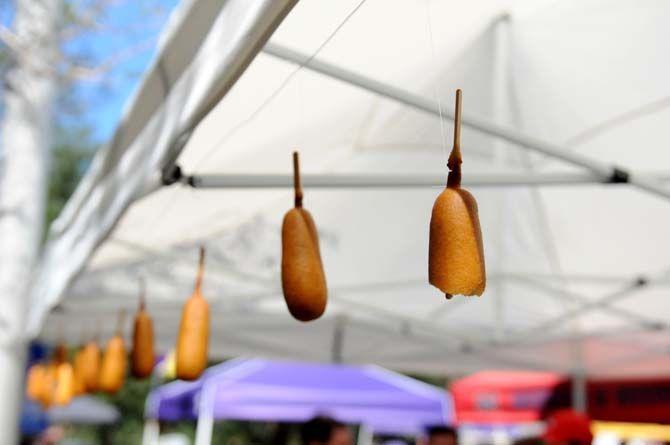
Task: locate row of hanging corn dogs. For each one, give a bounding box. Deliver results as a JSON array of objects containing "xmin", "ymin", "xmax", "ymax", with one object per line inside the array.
[
  {"xmin": 25, "ymin": 242, "xmax": 212, "ymax": 408},
  {"xmin": 26, "ymin": 89, "xmax": 485, "ymax": 405},
  {"xmin": 26, "ymin": 291, "xmax": 152, "ymax": 407}
]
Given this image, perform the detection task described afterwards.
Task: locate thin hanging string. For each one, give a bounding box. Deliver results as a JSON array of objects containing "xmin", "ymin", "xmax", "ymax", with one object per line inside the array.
[
  {"xmin": 192, "ymin": 0, "xmax": 370, "ymax": 171},
  {"xmin": 294, "ymin": 66, "xmax": 305, "ymax": 165},
  {"xmin": 136, "ymin": 0, "xmax": 366, "ymax": 268},
  {"xmin": 424, "ymin": 0, "xmax": 449, "ymax": 169},
  {"xmin": 295, "ymin": 74, "xmax": 301, "ymax": 147},
  {"xmin": 297, "ymin": 68, "xmax": 306, "ymax": 147}
]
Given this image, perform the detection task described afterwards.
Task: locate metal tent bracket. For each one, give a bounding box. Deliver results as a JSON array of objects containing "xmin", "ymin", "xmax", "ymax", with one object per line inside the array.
[{"xmin": 162, "ymin": 168, "xmax": 669, "ymax": 189}]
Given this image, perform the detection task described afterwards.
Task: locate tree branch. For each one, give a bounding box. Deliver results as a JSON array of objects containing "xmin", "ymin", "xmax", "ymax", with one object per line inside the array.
[
  {"xmin": 0, "ymin": 25, "xmax": 24, "ymax": 56},
  {"xmin": 63, "ymin": 37, "xmax": 155, "ymax": 82}
]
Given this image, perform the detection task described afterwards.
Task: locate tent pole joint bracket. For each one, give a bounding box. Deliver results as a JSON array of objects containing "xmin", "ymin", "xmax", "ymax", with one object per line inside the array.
[
  {"xmin": 161, "ymin": 164, "xmax": 183, "ymax": 186},
  {"xmin": 161, "ymin": 164, "xmax": 198, "ymax": 187},
  {"xmin": 635, "ymin": 275, "xmax": 649, "ymax": 287},
  {"xmin": 645, "ymin": 321, "xmax": 667, "ymax": 331},
  {"xmin": 608, "ymin": 167, "xmax": 630, "ymax": 184}
]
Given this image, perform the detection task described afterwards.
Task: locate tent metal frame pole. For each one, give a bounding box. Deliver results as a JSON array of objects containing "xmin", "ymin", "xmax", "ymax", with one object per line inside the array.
[
  {"xmin": 591, "ymin": 342, "xmax": 670, "ymax": 371},
  {"xmin": 494, "ymin": 324, "xmax": 668, "ymax": 350},
  {"xmin": 179, "ymin": 171, "xmax": 670, "ymax": 189},
  {"xmin": 572, "ymin": 367, "xmax": 587, "ymax": 413},
  {"xmin": 194, "ymin": 380, "xmax": 216, "ymax": 445},
  {"xmin": 346, "ymin": 316, "xmax": 559, "ymax": 371},
  {"xmin": 327, "ymin": 294, "xmax": 566, "ymax": 371},
  {"xmin": 357, "ymin": 424, "xmax": 373, "ymax": 445},
  {"xmin": 261, "ymin": 43, "xmax": 670, "ymax": 202},
  {"xmin": 331, "ymin": 315, "xmax": 346, "ymax": 364},
  {"xmin": 465, "ymin": 271, "xmax": 669, "ymax": 354},
  {"xmin": 510, "ymin": 274, "xmax": 666, "ymax": 329},
  {"xmin": 509, "ymin": 271, "xmax": 666, "ymax": 340},
  {"xmin": 141, "ymin": 419, "xmax": 160, "ymax": 445}
]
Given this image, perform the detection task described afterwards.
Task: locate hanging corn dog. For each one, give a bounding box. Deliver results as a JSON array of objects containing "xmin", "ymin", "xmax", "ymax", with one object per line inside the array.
[
  {"xmin": 72, "ymin": 329, "xmax": 88, "ymax": 396},
  {"xmin": 39, "ymin": 362, "xmax": 58, "ymax": 408},
  {"xmin": 81, "ymin": 331, "xmax": 101, "ymax": 392},
  {"xmin": 429, "ymin": 89, "xmax": 486, "ymax": 298},
  {"xmin": 53, "ymin": 361, "xmax": 75, "ymax": 405},
  {"xmin": 131, "ymin": 278, "xmax": 155, "ymax": 379},
  {"xmin": 98, "ymin": 310, "xmax": 127, "ymax": 394},
  {"xmin": 53, "ymin": 341, "xmax": 67, "ymax": 365},
  {"xmin": 176, "ymin": 247, "xmax": 210, "ymax": 381},
  {"xmin": 26, "ymin": 363, "xmax": 48, "ymax": 402},
  {"xmin": 72, "ymin": 345, "xmax": 87, "ymax": 396},
  {"xmin": 281, "ymin": 151, "xmax": 328, "ymax": 321}
]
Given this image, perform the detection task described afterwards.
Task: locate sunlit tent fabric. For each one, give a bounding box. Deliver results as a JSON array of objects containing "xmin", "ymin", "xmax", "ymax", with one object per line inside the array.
[
  {"xmin": 146, "ymin": 358, "xmax": 452, "ymax": 434},
  {"xmin": 31, "ymin": 0, "xmax": 670, "ymax": 378}
]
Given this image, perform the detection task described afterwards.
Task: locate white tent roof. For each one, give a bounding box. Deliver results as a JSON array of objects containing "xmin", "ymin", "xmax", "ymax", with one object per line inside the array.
[{"xmin": 33, "ymin": 0, "xmax": 670, "ymax": 377}]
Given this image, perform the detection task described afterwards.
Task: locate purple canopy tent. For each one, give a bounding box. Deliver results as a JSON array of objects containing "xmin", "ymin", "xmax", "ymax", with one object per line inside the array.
[{"xmin": 145, "ymin": 358, "xmax": 452, "ymax": 445}]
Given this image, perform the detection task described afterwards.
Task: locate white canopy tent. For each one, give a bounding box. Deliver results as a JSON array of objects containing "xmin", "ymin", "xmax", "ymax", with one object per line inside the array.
[{"xmin": 30, "ymin": 0, "xmax": 670, "ymax": 390}]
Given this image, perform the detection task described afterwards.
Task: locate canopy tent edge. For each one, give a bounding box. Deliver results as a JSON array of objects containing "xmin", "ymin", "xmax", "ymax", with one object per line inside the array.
[
  {"xmin": 26, "ymin": 0, "xmax": 299, "ymax": 338},
  {"xmin": 28, "ymin": 0, "xmax": 670, "ymax": 381}
]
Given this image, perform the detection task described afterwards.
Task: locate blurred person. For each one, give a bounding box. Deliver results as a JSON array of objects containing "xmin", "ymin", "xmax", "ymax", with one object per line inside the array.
[
  {"xmin": 271, "ymin": 423, "xmax": 291, "ymax": 445},
  {"xmin": 301, "ymin": 416, "xmax": 353, "ymax": 445},
  {"xmin": 37, "ymin": 425, "xmax": 64, "ymax": 445},
  {"xmin": 426, "ymin": 426, "xmax": 458, "ymax": 445},
  {"xmin": 543, "ymin": 409, "xmax": 593, "ymax": 445},
  {"xmin": 512, "ymin": 437, "xmax": 544, "ymax": 445}
]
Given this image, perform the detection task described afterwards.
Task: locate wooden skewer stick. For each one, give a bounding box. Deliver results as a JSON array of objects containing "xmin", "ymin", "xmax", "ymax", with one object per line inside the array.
[
  {"xmin": 138, "ymin": 277, "xmax": 146, "ymax": 311},
  {"xmin": 293, "ymin": 151, "xmax": 303, "ymax": 208},
  {"xmin": 194, "ymin": 246, "xmax": 205, "ymax": 293},
  {"xmin": 447, "ymin": 89, "xmax": 463, "ymax": 189},
  {"xmin": 115, "ymin": 309, "xmax": 126, "ymax": 336}
]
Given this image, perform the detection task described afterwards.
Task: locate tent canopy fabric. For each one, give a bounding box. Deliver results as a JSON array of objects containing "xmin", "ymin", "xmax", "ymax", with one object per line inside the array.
[
  {"xmin": 453, "ymin": 371, "xmax": 566, "ymax": 392},
  {"xmin": 33, "ymin": 0, "xmax": 670, "ymax": 378},
  {"xmin": 147, "ymin": 358, "xmax": 452, "ymax": 434},
  {"xmin": 451, "ymin": 371, "xmax": 568, "ymax": 424}
]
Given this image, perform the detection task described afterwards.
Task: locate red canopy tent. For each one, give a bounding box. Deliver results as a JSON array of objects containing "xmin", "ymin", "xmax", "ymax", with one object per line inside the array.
[
  {"xmin": 451, "ymin": 371, "xmax": 670, "ymax": 425},
  {"xmin": 451, "ymin": 371, "xmax": 569, "ymax": 424}
]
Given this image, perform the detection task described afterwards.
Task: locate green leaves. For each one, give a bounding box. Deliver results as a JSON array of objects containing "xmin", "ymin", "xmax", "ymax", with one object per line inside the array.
[{"xmin": 46, "ymin": 142, "xmax": 93, "ymax": 229}]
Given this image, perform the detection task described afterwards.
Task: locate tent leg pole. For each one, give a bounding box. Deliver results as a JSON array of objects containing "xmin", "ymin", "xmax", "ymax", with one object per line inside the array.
[
  {"xmin": 262, "ymin": 43, "xmax": 670, "ymax": 202},
  {"xmin": 571, "ymin": 369, "xmax": 587, "ymax": 413},
  {"xmin": 0, "ymin": 340, "xmax": 27, "ymax": 443},
  {"xmin": 195, "ymin": 382, "xmax": 216, "ymax": 445},
  {"xmin": 357, "ymin": 425, "xmax": 373, "ymax": 445},
  {"xmin": 142, "ymin": 419, "xmax": 160, "ymax": 445},
  {"xmin": 331, "ymin": 315, "xmax": 346, "ymax": 363},
  {"xmin": 194, "ymin": 406, "xmax": 214, "ymax": 445},
  {"xmin": 491, "ymin": 14, "xmax": 511, "ymax": 342}
]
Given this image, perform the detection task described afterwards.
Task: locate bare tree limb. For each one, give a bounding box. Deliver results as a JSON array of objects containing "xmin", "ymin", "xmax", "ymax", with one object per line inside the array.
[
  {"xmin": 0, "ymin": 25, "xmax": 24, "ymax": 56},
  {"xmin": 64, "ymin": 37, "xmax": 155, "ymax": 82}
]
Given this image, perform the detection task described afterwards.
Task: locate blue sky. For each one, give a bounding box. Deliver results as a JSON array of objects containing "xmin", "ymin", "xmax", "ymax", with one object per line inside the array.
[
  {"xmin": 0, "ymin": 0, "xmax": 181, "ymax": 146},
  {"xmin": 60, "ymin": 0, "xmax": 180, "ymax": 144}
]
